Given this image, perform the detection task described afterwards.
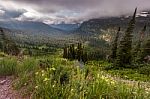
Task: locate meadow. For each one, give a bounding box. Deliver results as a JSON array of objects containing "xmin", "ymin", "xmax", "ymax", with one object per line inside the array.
[{"xmin": 1, "ymin": 52, "xmax": 150, "ymax": 99}]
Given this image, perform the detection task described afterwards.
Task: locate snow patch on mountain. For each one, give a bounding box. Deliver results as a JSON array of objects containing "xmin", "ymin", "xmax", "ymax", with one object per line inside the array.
[{"xmin": 136, "ymin": 11, "xmax": 150, "ymax": 17}]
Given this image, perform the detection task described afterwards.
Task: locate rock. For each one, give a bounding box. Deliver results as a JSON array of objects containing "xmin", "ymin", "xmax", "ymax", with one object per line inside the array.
[
  {"xmin": 74, "ymin": 60, "xmax": 84, "ymax": 69},
  {"xmin": 0, "ymin": 77, "xmax": 22, "ymax": 99},
  {"xmin": 0, "ymin": 80, "xmax": 7, "ymax": 85}
]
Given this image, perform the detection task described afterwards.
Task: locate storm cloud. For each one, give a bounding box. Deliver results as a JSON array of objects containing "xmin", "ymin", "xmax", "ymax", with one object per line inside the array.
[
  {"xmin": 0, "ymin": 0, "xmax": 150, "ymax": 24},
  {"xmin": 0, "ymin": 9, "xmax": 26, "ymax": 20}
]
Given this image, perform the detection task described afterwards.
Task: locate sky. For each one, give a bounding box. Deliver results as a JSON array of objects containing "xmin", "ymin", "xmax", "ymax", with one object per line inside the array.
[{"xmin": 0, "ymin": 0, "xmax": 150, "ymax": 24}]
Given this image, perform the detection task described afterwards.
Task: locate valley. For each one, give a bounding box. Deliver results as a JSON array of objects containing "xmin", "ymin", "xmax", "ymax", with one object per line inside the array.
[{"xmin": 1, "ymin": 1, "xmax": 150, "ymax": 98}]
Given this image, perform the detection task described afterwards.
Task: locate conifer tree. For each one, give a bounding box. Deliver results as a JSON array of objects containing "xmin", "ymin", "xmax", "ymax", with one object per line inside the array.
[
  {"xmin": 0, "ymin": 29, "xmax": 7, "ymax": 53},
  {"xmin": 63, "ymin": 45, "xmax": 68, "ymax": 59},
  {"xmin": 71, "ymin": 44, "xmax": 76, "ymax": 59},
  {"xmin": 133, "ymin": 25, "xmax": 147, "ymax": 63},
  {"xmin": 82, "ymin": 51, "xmax": 88, "ymax": 63},
  {"xmin": 67, "ymin": 45, "xmax": 71, "ymax": 59},
  {"xmin": 77, "ymin": 43, "xmax": 83, "ymax": 61},
  {"xmin": 67, "ymin": 44, "xmax": 76, "ymax": 60},
  {"xmin": 115, "ymin": 8, "xmax": 137, "ymax": 67},
  {"xmin": 138, "ymin": 38, "xmax": 150, "ymax": 63},
  {"xmin": 110, "ymin": 27, "xmax": 120, "ymax": 61}
]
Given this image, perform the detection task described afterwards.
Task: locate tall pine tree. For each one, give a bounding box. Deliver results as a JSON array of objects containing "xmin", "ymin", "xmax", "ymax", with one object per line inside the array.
[
  {"xmin": 0, "ymin": 28, "xmax": 7, "ymax": 53},
  {"xmin": 138, "ymin": 38, "xmax": 150, "ymax": 63},
  {"xmin": 110, "ymin": 27, "xmax": 120, "ymax": 61},
  {"xmin": 77, "ymin": 43, "xmax": 83, "ymax": 61},
  {"xmin": 115, "ymin": 8, "xmax": 137, "ymax": 67},
  {"xmin": 82, "ymin": 51, "xmax": 88, "ymax": 63},
  {"xmin": 63, "ymin": 45, "xmax": 68, "ymax": 59},
  {"xmin": 133, "ymin": 25, "xmax": 147, "ymax": 63}
]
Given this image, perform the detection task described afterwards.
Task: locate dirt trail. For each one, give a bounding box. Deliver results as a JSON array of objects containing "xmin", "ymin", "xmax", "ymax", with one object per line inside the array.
[{"xmin": 0, "ymin": 76, "xmax": 21, "ymax": 99}]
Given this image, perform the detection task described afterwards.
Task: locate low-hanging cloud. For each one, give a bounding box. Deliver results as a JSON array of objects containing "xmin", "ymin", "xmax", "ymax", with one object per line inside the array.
[
  {"xmin": 0, "ymin": 8, "xmax": 26, "ymax": 21},
  {"xmin": 0, "ymin": 0, "xmax": 150, "ymax": 24}
]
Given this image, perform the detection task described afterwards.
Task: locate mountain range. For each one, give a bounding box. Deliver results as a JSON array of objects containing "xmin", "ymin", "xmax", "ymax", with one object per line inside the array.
[
  {"xmin": 50, "ymin": 23, "xmax": 80, "ymax": 32},
  {"xmin": 0, "ymin": 10, "xmax": 150, "ymax": 46}
]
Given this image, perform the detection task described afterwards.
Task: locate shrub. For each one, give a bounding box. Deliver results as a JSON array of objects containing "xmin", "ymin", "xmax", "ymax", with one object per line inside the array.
[{"xmin": 138, "ymin": 64, "xmax": 150, "ymax": 76}]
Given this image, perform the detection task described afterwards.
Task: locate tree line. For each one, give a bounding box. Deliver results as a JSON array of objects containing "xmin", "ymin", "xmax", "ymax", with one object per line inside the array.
[
  {"xmin": 0, "ymin": 28, "xmax": 20, "ymax": 55},
  {"xmin": 109, "ymin": 8, "xmax": 150, "ymax": 68},
  {"xmin": 63, "ymin": 43, "xmax": 88, "ymax": 63}
]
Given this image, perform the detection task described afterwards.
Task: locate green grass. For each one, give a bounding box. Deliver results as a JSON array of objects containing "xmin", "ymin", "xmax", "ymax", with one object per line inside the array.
[
  {"xmin": 99, "ymin": 61, "xmax": 150, "ymax": 82},
  {"xmin": 0, "ymin": 56, "xmax": 39, "ymax": 76},
  {"xmin": 1, "ymin": 55, "xmax": 150, "ymax": 98},
  {"xmin": 106, "ymin": 69, "xmax": 150, "ymax": 82},
  {"xmin": 0, "ymin": 57, "xmax": 17, "ymax": 76},
  {"xmin": 14, "ymin": 57, "xmax": 150, "ymax": 98}
]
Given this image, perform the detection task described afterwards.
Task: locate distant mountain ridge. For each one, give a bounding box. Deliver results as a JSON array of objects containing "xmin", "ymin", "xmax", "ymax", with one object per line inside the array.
[
  {"xmin": 78, "ymin": 13, "xmax": 150, "ymax": 35},
  {"xmin": 50, "ymin": 23, "xmax": 80, "ymax": 32},
  {"xmin": 0, "ymin": 10, "xmax": 150, "ymax": 45},
  {"xmin": 0, "ymin": 20, "xmax": 66, "ymax": 35}
]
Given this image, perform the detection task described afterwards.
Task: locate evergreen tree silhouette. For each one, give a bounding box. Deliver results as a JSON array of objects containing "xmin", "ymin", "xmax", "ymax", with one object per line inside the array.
[
  {"xmin": 115, "ymin": 8, "xmax": 137, "ymax": 67},
  {"xmin": 133, "ymin": 25, "xmax": 147, "ymax": 63},
  {"xmin": 77, "ymin": 43, "xmax": 83, "ymax": 61},
  {"xmin": 110, "ymin": 27, "xmax": 120, "ymax": 61},
  {"xmin": 63, "ymin": 45, "xmax": 68, "ymax": 59}
]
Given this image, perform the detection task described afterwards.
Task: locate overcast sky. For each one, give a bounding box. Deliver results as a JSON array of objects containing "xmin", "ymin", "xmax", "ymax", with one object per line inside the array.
[{"xmin": 0, "ymin": 0, "xmax": 150, "ymax": 24}]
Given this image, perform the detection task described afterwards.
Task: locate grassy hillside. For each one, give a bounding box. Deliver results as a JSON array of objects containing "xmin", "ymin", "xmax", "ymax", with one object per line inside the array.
[{"xmin": 1, "ymin": 54, "xmax": 150, "ymax": 98}]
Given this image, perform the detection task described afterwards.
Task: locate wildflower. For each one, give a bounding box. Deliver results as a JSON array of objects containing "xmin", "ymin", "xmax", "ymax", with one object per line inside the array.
[
  {"xmin": 110, "ymin": 80, "xmax": 115, "ymax": 85},
  {"xmin": 50, "ymin": 67, "xmax": 56, "ymax": 71},
  {"xmin": 42, "ymin": 73, "xmax": 45, "ymax": 76},
  {"xmin": 71, "ymin": 89, "xmax": 74, "ymax": 92},
  {"xmin": 105, "ymin": 78, "xmax": 109, "ymax": 82},
  {"xmin": 101, "ymin": 75, "xmax": 105, "ymax": 79},
  {"xmin": 124, "ymin": 75, "xmax": 128, "ymax": 78},
  {"xmin": 35, "ymin": 72, "xmax": 39, "ymax": 75},
  {"xmin": 61, "ymin": 58, "xmax": 67, "ymax": 61},
  {"xmin": 43, "ymin": 78, "xmax": 49, "ymax": 82},
  {"xmin": 132, "ymin": 92, "xmax": 137, "ymax": 95},
  {"xmin": 52, "ymin": 85, "xmax": 55, "ymax": 88},
  {"xmin": 41, "ymin": 71, "xmax": 45, "ymax": 76},
  {"xmin": 145, "ymin": 88, "xmax": 150, "ymax": 92},
  {"xmin": 54, "ymin": 80, "xmax": 57, "ymax": 83},
  {"xmin": 35, "ymin": 86, "xmax": 39, "ymax": 89},
  {"xmin": 63, "ymin": 58, "xmax": 67, "ymax": 61},
  {"xmin": 24, "ymin": 83, "xmax": 27, "ymax": 86},
  {"xmin": 41, "ymin": 70, "xmax": 45, "ymax": 73},
  {"xmin": 146, "ymin": 91, "xmax": 149, "ymax": 94}
]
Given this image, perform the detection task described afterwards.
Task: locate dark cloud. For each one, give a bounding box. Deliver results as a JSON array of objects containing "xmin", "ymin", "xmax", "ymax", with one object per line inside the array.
[
  {"xmin": 0, "ymin": 8, "xmax": 26, "ymax": 20},
  {"xmin": 0, "ymin": 0, "xmax": 150, "ymax": 23},
  {"xmin": 12, "ymin": 0, "xmax": 150, "ymax": 12},
  {"xmin": 4, "ymin": 9, "xmax": 26, "ymax": 18}
]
